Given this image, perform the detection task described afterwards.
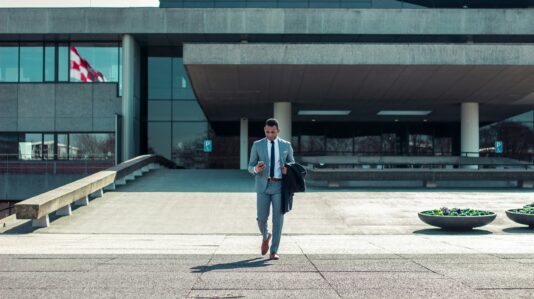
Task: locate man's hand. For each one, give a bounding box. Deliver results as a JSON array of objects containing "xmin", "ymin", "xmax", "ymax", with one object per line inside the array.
[
  {"xmin": 281, "ymin": 163, "xmax": 287, "ymax": 175},
  {"xmin": 255, "ymin": 161, "xmax": 266, "ymax": 173}
]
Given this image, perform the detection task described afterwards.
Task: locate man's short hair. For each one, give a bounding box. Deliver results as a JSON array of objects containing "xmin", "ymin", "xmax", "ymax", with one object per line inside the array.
[{"xmin": 265, "ymin": 118, "xmax": 279, "ymax": 129}]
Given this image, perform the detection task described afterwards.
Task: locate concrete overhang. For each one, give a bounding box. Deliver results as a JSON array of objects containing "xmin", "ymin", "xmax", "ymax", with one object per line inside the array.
[{"xmin": 184, "ymin": 43, "xmax": 534, "ymax": 122}]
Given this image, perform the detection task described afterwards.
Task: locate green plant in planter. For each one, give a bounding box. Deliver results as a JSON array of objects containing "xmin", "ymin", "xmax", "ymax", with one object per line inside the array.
[
  {"xmin": 524, "ymin": 203, "xmax": 534, "ymax": 208},
  {"xmin": 421, "ymin": 207, "xmax": 493, "ymax": 216},
  {"xmin": 508, "ymin": 207, "xmax": 534, "ymax": 214}
]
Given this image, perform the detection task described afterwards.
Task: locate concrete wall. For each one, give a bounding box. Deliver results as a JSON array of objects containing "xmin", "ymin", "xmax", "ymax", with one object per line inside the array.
[
  {"xmin": 0, "ymin": 173, "xmax": 89, "ymax": 201},
  {"xmin": 183, "ymin": 43, "xmax": 534, "ymax": 65},
  {"xmin": 0, "ymin": 83, "xmax": 121, "ymax": 132},
  {"xmin": 0, "ymin": 8, "xmax": 533, "ymax": 35}
]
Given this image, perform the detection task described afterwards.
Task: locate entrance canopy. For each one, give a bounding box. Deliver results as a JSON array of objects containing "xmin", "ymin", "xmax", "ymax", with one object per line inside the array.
[{"xmin": 184, "ymin": 43, "xmax": 534, "ymax": 122}]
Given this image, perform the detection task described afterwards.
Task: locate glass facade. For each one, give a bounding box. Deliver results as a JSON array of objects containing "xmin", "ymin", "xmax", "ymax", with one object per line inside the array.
[
  {"xmin": 0, "ymin": 133, "xmax": 114, "ymax": 161},
  {"xmin": 0, "ymin": 42, "xmax": 121, "ymax": 90},
  {"xmin": 0, "ymin": 45, "xmax": 18, "ymax": 82},
  {"xmin": 291, "ymin": 122, "xmax": 458, "ymax": 157},
  {"xmin": 19, "ymin": 45, "xmax": 44, "ymax": 82},
  {"xmin": 161, "ymin": 0, "xmax": 534, "ymax": 8},
  {"xmin": 146, "ymin": 54, "xmax": 209, "ymax": 168},
  {"xmin": 480, "ymin": 111, "xmax": 534, "ymax": 161},
  {"xmin": 70, "ymin": 43, "xmax": 121, "ymax": 83}
]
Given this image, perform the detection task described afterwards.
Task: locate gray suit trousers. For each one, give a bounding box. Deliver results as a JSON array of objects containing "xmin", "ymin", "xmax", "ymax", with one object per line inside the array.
[{"xmin": 256, "ymin": 181, "xmax": 284, "ymax": 254}]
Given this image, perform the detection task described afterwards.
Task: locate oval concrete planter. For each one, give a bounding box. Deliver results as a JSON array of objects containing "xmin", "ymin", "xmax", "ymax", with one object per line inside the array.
[
  {"xmin": 506, "ymin": 209, "xmax": 534, "ymax": 228},
  {"xmin": 418, "ymin": 211, "xmax": 496, "ymax": 230},
  {"xmin": 523, "ymin": 203, "xmax": 534, "ymax": 208}
]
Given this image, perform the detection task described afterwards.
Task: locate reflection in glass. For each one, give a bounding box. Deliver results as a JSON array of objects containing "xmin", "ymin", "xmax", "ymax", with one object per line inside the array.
[
  {"xmin": 58, "ymin": 45, "xmax": 69, "ymax": 82},
  {"xmin": 57, "ymin": 134, "xmax": 69, "ymax": 160},
  {"xmin": 148, "ymin": 101, "xmax": 172, "ymax": 121},
  {"xmin": 19, "ymin": 134, "xmax": 42, "ymax": 160},
  {"xmin": 44, "ymin": 46, "xmax": 56, "ymax": 82},
  {"xmin": 172, "ymin": 101, "xmax": 206, "ymax": 121},
  {"xmin": 354, "ymin": 135, "xmax": 380, "ymax": 154},
  {"xmin": 326, "ymin": 137, "xmax": 353, "ymax": 155},
  {"xmin": 69, "ymin": 45, "xmax": 120, "ymax": 82},
  {"xmin": 381, "ymin": 133, "xmax": 398, "ymax": 154},
  {"xmin": 300, "ymin": 135, "xmax": 325, "ymax": 155},
  {"xmin": 172, "ymin": 122, "xmax": 208, "ymax": 168},
  {"xmin": 0, "ymin": 46, "xmax": 19, "ymax": 82},
  {"xmin": 148, "ymin": 122, "xmax": 172, "ymax": 160},
  {"xmin": 148, "ymin": 57, "xmax": 172, "ymax": 100},
  {"xmin": 20, "ymin": 46, "xmax": 44, "ymax": 82},
  {"xmin": 172, "ymin": 58, "xmax": 196, "ymax": 100},
  {"xmin": 68, "ymin": 133, "xmax": 114, "ymax": 160},
  {"xmin": 43, "ymin": 134, "xmax": 55, "ymax": 160},
  {"xmin": 0, "ymin": 133, "xmax": 19, "ymax": 159},
  {"xmin": 434, "ymin": 137, "xmax": 452, "ymax": 156},
  {"xmin": 409, "ymin": 134, "xmax": 433, "ymax": 154}
]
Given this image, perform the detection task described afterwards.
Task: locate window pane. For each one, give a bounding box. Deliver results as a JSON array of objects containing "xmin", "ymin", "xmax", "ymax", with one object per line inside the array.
[
  {"xmin": 43, "ymin": 134, "xmax": 55, "ymax": 160},
  {"xmin": 148, "ymin": 122, "xmax": 172, "ymax": 160},
  {"xmin": 148, "ymin": 101, "xmax": 172, "ymax": 121},
  {"xmin": 57, "ymin": 134, "xmax": 69, "ymax": 160},
  {"xmin": 409, "ymin": 134, "xmax": 433, "ymax": 154},
  {"xmin": 148, "ymin": 57, "xmax": 172, "ymax": 100},
  {"xmin": 0, "ymin": 133, "xmax": 19, "ymax": 160},
  {"xmin": 0, "ymin": 46, "xmax": 19, "ymax": 82},
  {"xmin": 19, "ymin": 133, "xmax": 42, "ymax": 160},
  {"xmin": 326, "ymin": 137, "xmax": 353, "ymax": 154},
  {"xmin": 69, "ymin": 133, "xmax": 115, "ymax": 160},
  {"xmin": 172, "ymin": 122, "xmax": 208, "ymax": 168},
  {"xmin": 69, "ymin": 45, "xmax": 120, "ymax": 82},
  {"xmin": 172, "ymin": 101, "xmax": 207, "ymax": 121},
  {"xmin": 20, "ymin": 46, "xmax": 44, "ymax": 82},
  {"xmin": 58, "ymin": 45, "xmax": 69, "ymax": 82},
  {"xmin": 300, "ymin": 135, "xmax": 325, "ymax": 154},
  {"xmin": 354, "ymin": 136, "xmax": 381, "ymax": 154},
  {"xmin": 172, "ymin": 58, "xmax": 196, "ymax": 100},
  {"xmin": 44, "ymin": 46, "xmax": 55, "ymax": 82}
]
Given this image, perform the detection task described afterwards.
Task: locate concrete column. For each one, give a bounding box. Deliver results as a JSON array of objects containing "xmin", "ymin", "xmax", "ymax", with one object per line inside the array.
[
  {"xmin": 240, "ymin": 117, "xmax": 249, "ymax": 170},
  {"xmin": 121, "ymin": 34, "xmax": 141, "ymax": 162},
  {"xmin": 461, "ymin": 102, "xmax": 479, "ymax": 169},
  {"xmin": 274, "ymin": 102, "xmax": 292, "ymax": 142}
]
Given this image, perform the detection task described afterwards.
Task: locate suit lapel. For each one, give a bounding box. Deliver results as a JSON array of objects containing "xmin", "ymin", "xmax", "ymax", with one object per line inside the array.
[{"xmin": 261, "ymin": 138, "xmax": 268, "ymax": 164}]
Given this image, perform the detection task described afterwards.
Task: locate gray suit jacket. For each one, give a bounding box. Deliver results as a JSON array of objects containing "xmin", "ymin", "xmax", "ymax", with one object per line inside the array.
[{"xmin": 248, "ymin": 137, "xmax": 295, "ymax": 193}]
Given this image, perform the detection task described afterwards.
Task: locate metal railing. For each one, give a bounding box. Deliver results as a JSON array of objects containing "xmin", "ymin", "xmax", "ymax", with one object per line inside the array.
[
  {"xmin": 301, "ymin": 152, "xmax": 534, "ymax": 170},
  {"xmin": 0, "ymin": 154, "xmax": 115, "ymax": 175}
]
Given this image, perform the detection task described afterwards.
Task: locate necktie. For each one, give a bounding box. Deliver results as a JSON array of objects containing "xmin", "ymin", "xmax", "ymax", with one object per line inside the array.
[{"xmin": 270, "ymin": 140, "xmax": 275, "ymax": 178}]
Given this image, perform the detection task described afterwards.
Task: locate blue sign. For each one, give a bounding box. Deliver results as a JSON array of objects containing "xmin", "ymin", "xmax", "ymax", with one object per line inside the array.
[
  {"xmin": 495, "ymin": 141, "xmax": 503, "ymax": 154},
  {"xmin": 203, "ymin": 140, "xmax": 212, "ymax": 153}
]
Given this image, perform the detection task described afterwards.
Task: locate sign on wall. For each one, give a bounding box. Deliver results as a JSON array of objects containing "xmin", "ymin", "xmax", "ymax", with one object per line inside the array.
[
  {"xmin": 204, "ymin": 140, "xmax": 212, "ymax": 153},
  {"xmin": 495, "ymin": 141, "xmax": 503, "ymax": 154}
]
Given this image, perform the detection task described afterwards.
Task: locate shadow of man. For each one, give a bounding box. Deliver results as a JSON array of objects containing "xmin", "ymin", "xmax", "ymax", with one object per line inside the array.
[{"xmin": 190, "ymin": 257, "xmax": 271, "ymax": 273}]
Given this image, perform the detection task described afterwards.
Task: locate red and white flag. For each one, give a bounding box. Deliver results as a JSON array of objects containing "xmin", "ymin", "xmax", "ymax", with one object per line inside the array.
[{"xmin": 70, "ymin": 47, "xmax": 107, "ymax": 82}]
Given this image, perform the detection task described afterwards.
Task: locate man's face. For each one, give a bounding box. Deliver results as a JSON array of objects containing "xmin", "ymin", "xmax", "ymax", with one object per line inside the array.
[{"xmin": 264, "ymin": 125, "xmax": 280, "ymax": 141}]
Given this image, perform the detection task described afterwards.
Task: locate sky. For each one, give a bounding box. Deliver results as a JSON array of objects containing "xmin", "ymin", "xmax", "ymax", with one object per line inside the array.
[{"xmin": 0, "ymin": 0, "xmax": 159, "ymax": 7}]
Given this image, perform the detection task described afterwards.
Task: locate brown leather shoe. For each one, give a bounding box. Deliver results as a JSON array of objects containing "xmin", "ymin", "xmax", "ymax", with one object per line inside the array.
[
  {"xmin": 261, "ymin": 233, "xmax": 271, "ymax": 255},
  {"xmin": 269, "ymin": 252, "xmax": 280, "ymax": 260}
]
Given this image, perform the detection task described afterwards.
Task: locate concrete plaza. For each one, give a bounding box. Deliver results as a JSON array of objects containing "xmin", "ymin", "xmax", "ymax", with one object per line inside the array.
[{"xmin": 1, "ymin": 169, "xmax": 534, "ymax": 298}]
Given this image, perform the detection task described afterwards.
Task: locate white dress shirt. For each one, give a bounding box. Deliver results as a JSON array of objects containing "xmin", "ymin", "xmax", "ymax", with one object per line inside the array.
[{"xmin": 267, "ymin": 137, "xmax": 282, "ymax": 179}]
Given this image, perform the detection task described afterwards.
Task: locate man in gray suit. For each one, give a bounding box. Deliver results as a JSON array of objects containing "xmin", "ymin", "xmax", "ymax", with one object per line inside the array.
[{"xmin": 248, "ymin": 118, "xmax": 295, "ymax": 260}]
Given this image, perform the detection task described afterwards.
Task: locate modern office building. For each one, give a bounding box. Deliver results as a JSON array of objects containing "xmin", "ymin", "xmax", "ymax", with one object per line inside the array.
[{"xmin": 1, "ymin": 0, "xmax": 534, "ymax": 177}]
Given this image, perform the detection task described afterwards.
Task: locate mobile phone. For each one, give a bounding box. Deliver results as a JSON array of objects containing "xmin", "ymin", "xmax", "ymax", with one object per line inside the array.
[{"xmin": 258, "ymin": 161, "xmax": 265, "ymax": 167}]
